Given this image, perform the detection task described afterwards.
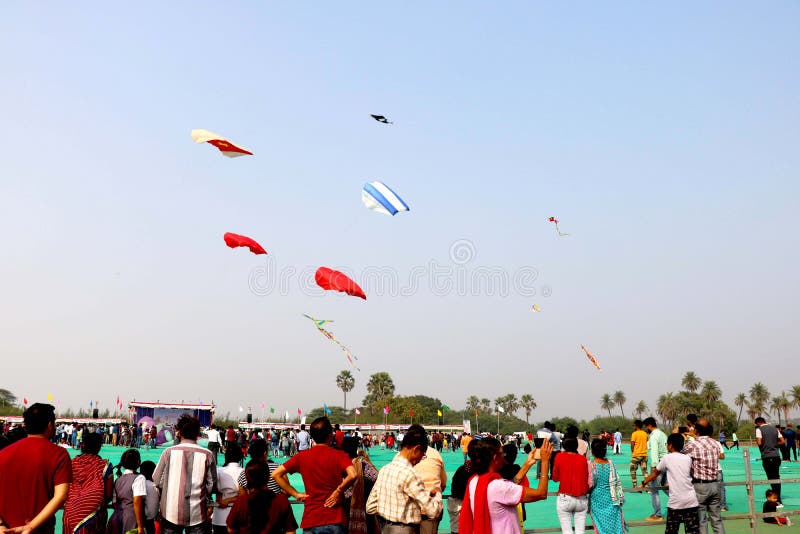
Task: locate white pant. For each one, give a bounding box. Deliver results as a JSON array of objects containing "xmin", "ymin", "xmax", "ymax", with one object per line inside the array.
[{"xmin": 556, "ymin": 494, "xmax": 588, "ymax": 534}]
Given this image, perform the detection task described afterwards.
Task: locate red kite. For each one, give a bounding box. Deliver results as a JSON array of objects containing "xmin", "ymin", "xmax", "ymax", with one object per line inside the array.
[
  {"xmin": 315, "ymin": 267, "xmax": 366, "ymax": 300},
  {"xmin": 191, "ymin": 129, "xmax": 253, "ymax": 158},
  {"xmin": 224, "ymin": 233, "xmax": 267, "ymax": 255},
  {"xmin": 549, "ymin": 216, "xmax": 570, "ymax": 237}
]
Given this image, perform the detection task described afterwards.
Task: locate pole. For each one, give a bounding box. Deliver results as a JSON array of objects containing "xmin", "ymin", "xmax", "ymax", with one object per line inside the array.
[
  {"xmin": 743, "ymin": 447, "xmax": 758, "ymax": 534},
  {"xmin": 497, "ymin": 412, "xmax": 500, "ymax": 435}
]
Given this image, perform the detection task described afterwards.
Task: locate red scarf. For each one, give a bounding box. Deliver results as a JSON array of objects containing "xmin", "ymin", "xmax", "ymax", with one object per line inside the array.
[{"xmin": 459, "ymin": 472, "xmax": 501, "ymax": 534}]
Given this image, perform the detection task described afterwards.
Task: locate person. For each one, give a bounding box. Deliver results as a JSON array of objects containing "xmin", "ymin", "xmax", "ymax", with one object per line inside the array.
[
  {"xmin": 213, "ymin": 447, "xmax": 244, "ymax": 534},
  {"xmin": 641, "ymin": 433, "xmax": 699, "ymax": 534},
  {"xmin": 612, "ymin": 430, "xmax": 622, "ymax": 455},
  {"xmin": 63, "ymin": 432, "xmax": 114, "ymax": 534},
  {"xmin": 447, "ymin": 459, "xmax": 473, "ymax": 534},
  {"xmin": 205, "ymin": 425, "xmax": 222, "ymax": 465},
  {"xmin": 237, "ymin": 440, "xmax": 282, "ymax": 495},
  {"xmin": 296, "ymin": 424, "xmax": 311, "ymax": 451},
  {"xmin": 755, "ymin": 417, "xmax": 784, "ymax": 506},
  {"xmin": 682, "ymin": 418, "xmax": 725, "ymax": 534},
  {"xmin": 460, "ymin": 433, "xmax": 472, "ymax": 461},
  {"xmin": 341, "ymin": 436, "xmax": 379, "ymax": 534},
  {"xmin": 718, "ymin": 431, "xmax": 728, "ymax": 451},
  {"xmin": 459, "ymin": 437, "xmax": 552, "ymax": 532},
  {"xmin": 413, "ymin": 435, "xmax": 447, "ymax": 534},
  {"xmin": 783, "ymin": 424, "xmax": 797, "ymax": 462},
  {"xmin": 227, "ymin": 463, "xmax": 298, "ymax": 534},
  {"xmin": 643, "ymin": 417, "xmax": 668, "ymax": 522},
  {"xmin": 366, "ymin": 425, "xmax": 442, "ymax": 533},
  {"xmin": 564, "ymin": 425, "xmax": 589, "ymax": 459},
  {"xmin": 716, "ymin": 440, "xmax": 728, "ymax": 513},
  {"xmin": 762, "ymin": 490, "xmax": 792, "ymax": 526},
  {"xmin": 730, "ymin": 432, "xmax": 739, "ymax": 451},
  {"xmin": 0, "ymin": 403, "xmax": 73, "ymax": 534},
  {"xmin": 108, "ymin": 449, "xmax": 147, "ymax": 534},
  {"xmin": 334, "ymin": 424, "xmax": 345, "ymax": 449},
  {"xmin": 552, "ymin": 437, "xmax": 589, "ymax": 534},
  {"xmin": 499, "ymin": 442, "xmax": 530, "ymax": 528},
  {"xmin": 152, "ymin": 414, "xmax": 217, "ymax": 534},
  {"xmin": 272, "ymin": 417, "xmax": 357, "ymax": 533},
  {"xmin": 139, "ymin": 462, "xmax": 159, "ymax": 534},
  {"xmin": 629, "ymin": 419, "xmax": 648, "ymax": 487},
  {"xmin": 588, "ymin": 438, "xmax": 625, "ymax": 534}
]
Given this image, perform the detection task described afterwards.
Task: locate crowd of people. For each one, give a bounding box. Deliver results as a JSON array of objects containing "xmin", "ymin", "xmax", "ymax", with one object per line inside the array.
[{"xmin": 0, "ymin": 404, "xmax": 796, "ymax": 534}]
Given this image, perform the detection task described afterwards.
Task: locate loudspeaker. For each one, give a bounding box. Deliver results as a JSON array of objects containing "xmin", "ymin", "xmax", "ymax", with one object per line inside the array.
[
  {"xmin": 246, "ymin": 413, "xmax": 252, "ymax": 424},
  {"xmin": 92, "ymin": 408, "xmax": 99, "ymax": 419}
]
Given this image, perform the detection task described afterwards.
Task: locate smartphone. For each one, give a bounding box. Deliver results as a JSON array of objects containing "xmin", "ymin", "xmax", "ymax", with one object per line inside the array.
[{"xmin": 533, "ymin": 437, "xmax": 545, "ymax": 448}]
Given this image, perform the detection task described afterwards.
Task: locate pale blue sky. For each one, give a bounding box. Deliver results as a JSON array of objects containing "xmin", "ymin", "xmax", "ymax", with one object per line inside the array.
[{"xmin": 1, "ymin": 2, "xmax": 798, "ymax": 421}]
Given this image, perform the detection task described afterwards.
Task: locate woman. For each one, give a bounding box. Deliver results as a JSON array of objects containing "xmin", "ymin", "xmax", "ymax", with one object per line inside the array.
[
  {"xmin": 108, "ymin": 449, "xmax": 146, "ymax": 534},
  {"xmin": 340, "ymin": 437, "xmax": 379, "ymax": 534},
  {"xmin": 237, "ymin": 439, "xmax": 282, "ymax": 494},
  {"xmin": 214, "ymin": 447, "xmax": 244, "ymax": 534},
  {"xmin": 460, "ymin": 437, "xmax": 552, "ymax": 533},
  {"xmin": 552, "ymin": 438, "xmax": 590, "ymax": 534},
  {"xmin": 227, "ymin": 463, "xmax": 298, "ymax": 534},
  {"xmin": 63, "ymin": 433, "xmax": 114, "ymax": 534},
  {"xmin": 588, "ymin": 438, "xmax": 626, "ymax": 534}
]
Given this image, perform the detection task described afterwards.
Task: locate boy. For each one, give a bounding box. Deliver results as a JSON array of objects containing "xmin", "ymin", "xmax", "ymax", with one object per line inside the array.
[
  {"xmin": 763, "ymin": 490, "xmax": 792, "ymax": 526},
  {"xmin": 642, "ymin": 433, "xmax": 699, "ymax": 534}
]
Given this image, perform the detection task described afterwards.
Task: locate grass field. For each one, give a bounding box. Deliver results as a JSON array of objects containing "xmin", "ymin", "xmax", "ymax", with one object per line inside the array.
[{"xmin": 58, "ymin": 442, "xmax": 798, "ymax": 533}]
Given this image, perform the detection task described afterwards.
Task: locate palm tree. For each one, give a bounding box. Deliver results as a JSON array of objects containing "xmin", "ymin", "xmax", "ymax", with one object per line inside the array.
[
  {"xmin": 774, "ymin": 393, "xmax": 791, "ymax": 426},
  {"xmin": 363, "ymin": 372, "xmax": 395, "ymax": 412},
  {"xmin": 600, "ymin": 394, "xmax": 615, "ymax": 417},
  {"xmin": 750, "ymin": 382, "xmax": 770, "ymax": 416},
  {"xmin": 790, "ymin": 385, "xmax": 800, "ymax": 417},
  {"xmin": 633, "ymin": 400, "xmax": 648, "ymax": 419},
  {"xmin": 734, "ymin": 393, "xmax": 746, "ymax": 425},
  {"xmin": 681, "ymin": 371, "xmax": 701, "ymax": 393},
  {"xmin": 657, "ymin": 393, "xmax": 678, "ymax": 430},
  {"xmin": 770, "ymin": 396, "xmax": 783, "ymax": 425},
  {"xmin": 480, "ymin": 398, "xmax": 491, "ymax": 413},
  {"xmin": 466, "ymin": 395, "xmax": 481, "ymax": 415},
  {"xmin": 700, "ymin": 381, "xmax": 722, "ymax": 409},
  {"xmin": 335, "ymin": 370, "xmax": 355, "ymax": 410},
  {"xmin": 520, "ymin": 394, "xmax": 537, "ymax": 428},
  {"xmin": 613, "ymin": 391, "xmax": 627, "ymax": 418}
]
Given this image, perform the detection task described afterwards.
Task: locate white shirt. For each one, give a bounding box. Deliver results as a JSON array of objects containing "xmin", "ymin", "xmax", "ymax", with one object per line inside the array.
[
  {"xmin": 206, "ymin": 428, "xmax": 221, "ymax": 444},
  {"xmin": 656, "ymin": 453, "xmax": 698, "ymax": 510},
  {"xmin": 212, "ymin": 463, "xmax": 243, "ymax": 525},
  {"xmin": 123, "ymin": 469, "xmax": 147, "ymax": 497}
]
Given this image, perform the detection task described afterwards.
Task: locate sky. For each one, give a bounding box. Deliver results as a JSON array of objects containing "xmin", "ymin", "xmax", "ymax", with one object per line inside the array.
[{"xmin": 1, "ymin": 2, "xmax": 798, "ymax": 422}]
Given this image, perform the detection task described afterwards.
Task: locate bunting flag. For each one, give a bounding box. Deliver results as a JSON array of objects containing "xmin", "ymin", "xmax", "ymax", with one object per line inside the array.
[
  {"xmin": 23, "ymin": 397, "xmax": 28, "ymax": 406},
  {"xmin": 47, "ymin": 393, "xmax": 54, "ymax": 402},
  {"xmin": 297, "ymin": 408, "xmax": 302, "ymax": 415},
  {"xmin": 497, "ymin": 406, "xmax": 505, "ymax": 413},
  {"xmin": 271, "ymin": 407, "xmax": 276, "ymax": 414},
  {"xmin": 355, "ymin": 408, "xmax": 361, "ymax": 415},
  {"xmin": 437, "ymin": 409, "xmax": 443, "ymax": 417},
  {"xmin": 441, "ymin": 405, "xmax": 450, "ymax": 411},
  {"xmin": 260, "ymin": 402, "xmax": 265, "ymax": 409},
  {"xmin": 239, "ymin": 406, "xmax": 244, "ymax": 413},
  {"xmin": 324, "ymin": 403, "xmax": 332, "ymax": 415},
  {"xmin": 409, "ymin": 409, "xmax": 415, "ymax": 417},
  {"xmin": 383, "ymin": 406, "xmax": 390, "ymax": 415},
  {"xmin": 303, "ymin": 314, "xmax": 359, "ymax": 370}
]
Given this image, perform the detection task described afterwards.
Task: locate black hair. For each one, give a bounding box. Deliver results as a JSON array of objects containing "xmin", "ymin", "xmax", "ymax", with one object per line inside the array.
[
  {"xmin": 117, "ymin": 449, "xmax": 141, "ymax": 476},
  {"xmin": 225, "ymin": 444, "xmax": 244, "ymax": 465},
  {"xmin": 562, "ymin": 437, "xmax": 579, "ymax": 453},
  {"xmin": 766, "ymin": 489, "xmax": 776, "ymax": 498},
  {"xmin": 667, "ymin": 432, "xmax": 685, "ymax": 451},
  {"xmin": 523, "ymin": 443, "xmax": 532, "ymax": 454},
  {"xmin": 341, "ymin": 436, "xmax": 361, "ymax": 459},
  {"xmin": 310, "ymin": 417, "xmax": 333, "ymax": 443},
  {"xmin": 81, "ymin": 432, "xmax": 103, "ymax": 455},
  {"xmin": 591, "ymin": 438, "xmax": 607, "ymax": 459},
  {"xmin": 401, "ymin": 425, "xmax": 429, "ymax": 450},
  {"xmin": 140, "ymin": 461, "xmax": 156, "ymax": 481},
  {"xmin": 696, "ymin": 420, "xmax": 713, "ymax": 437},
  {"xmin": 643, "ymin": 417, "xmax": 657, "ymax": 428},
  {"xmin": 244, "ymin": 462, "xmax": 275, "ymax": 530},
  {"xmin": 468, "ymin": 436, "xmax": 501, "ymax": 474},
  {"xmin": 565, "ymin": 425, "xmax": 579, "ymax": 439},
  {"xmin": 687, "ymin": 414, "xmax": 698, "ymax": 424},
  {"xmin": 175, "ymin": 414, "xmax": 201, "ymax": 440},
  {"xmin": 755, "ymin": 417, "xmax": 766, "ymax": 425},
  {"xmin": 502, "ymin": 443, "xmax": 518, "ymax": 464},
  {"xmin": 634, "ymin": 419, "xmax": 643, "ymax": 429},
  {"xmin": 23, "ymin": 403, "xmax": 56, "ymax": 435},
  {"xmin": 248, "ymin": 439, "xmax": 268, "ymax": 459}
]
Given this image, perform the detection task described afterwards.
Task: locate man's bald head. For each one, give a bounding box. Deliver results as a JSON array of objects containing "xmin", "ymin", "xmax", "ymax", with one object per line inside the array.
[{"xmin": 695, "ymin": 418, "xmax": 713, "ymax": 437}]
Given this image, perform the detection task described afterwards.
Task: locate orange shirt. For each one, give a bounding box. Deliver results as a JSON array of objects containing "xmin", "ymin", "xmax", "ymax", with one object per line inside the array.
[
  {"xmin": 630, "ymin": 429, "xmax": 648, "ymax": 457},
  {"xmin": 461, "ymin": 434, "xmax": 473, "ymax": 453}
]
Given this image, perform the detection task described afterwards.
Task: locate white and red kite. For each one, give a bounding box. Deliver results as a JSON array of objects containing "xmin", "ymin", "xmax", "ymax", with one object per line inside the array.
[{"xmin": 191, "ymin": 129, "xmax": 253, "ymax": 158}]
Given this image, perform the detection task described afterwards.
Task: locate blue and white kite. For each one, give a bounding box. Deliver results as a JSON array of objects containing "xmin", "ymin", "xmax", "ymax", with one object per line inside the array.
[{"xmin": 361, "ymin": 181, "xmax": 410, "ymax": 216}]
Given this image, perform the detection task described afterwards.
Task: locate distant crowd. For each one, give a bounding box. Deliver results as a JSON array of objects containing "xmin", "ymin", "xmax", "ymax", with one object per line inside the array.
[{"xmin": 0, "ymin": 405, "xmax": 795, "ymax": 534}]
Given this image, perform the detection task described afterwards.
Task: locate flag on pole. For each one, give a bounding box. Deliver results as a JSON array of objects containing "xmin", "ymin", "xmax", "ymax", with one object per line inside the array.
[
  {"xmin": 23, "ymin": 397, "xmax": 28, "ymax": 406},
  {"xmin": 355, "ymin": 408, "xmax": 361, "ymax": 415},
  {"xmin": 409, "ymin": 409, "xmax": 415, "ymax": 417},
  {"xmin": 497, "ymin": 406, "xmax": 505, "ymax": 413},
  {"xmin": 297, "ymin": 408, "xmax": 302, "ymax": 415},
  {"xmin": 437, "ymin": 409, "xmax": 443, "ymax": 417},
  {"xmin": 47, "ymin": 393, "xmax": 54, "ymax": 402},
  {"xmin": 383, "ymin": 406, "xmax": 390, "ymax": 415},
  {"xmin": 475, "ymin": 408, "xmax": 478, "ymax": 417},
  {"xmin": 239, "ymin": 406, "xmax": 244, "ymax": 413},
  {"xmin": 442, "ymin": 405, "xmax": 450, "ymax": 411},
  {"xmin": 271, "ymin": 407, "xmax": 276, "ymax": 414},
  {"xmin": 324, "ymin": 404, "xmax": 332, "ymax": 415},
  {"xmin": 260, "ymin": 402, "xmax": 265, "ymax": 409}
]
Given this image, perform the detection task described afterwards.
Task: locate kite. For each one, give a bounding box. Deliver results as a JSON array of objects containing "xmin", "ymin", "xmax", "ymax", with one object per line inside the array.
[
  {"xmin": 549, "ymin": 217, "xmax": 570, "ymax": 237},
  {"xmin": 531, "ymin": 304, "xmax": 542, "ymax": 312},
  {"xmin": 580, "ymin": 344, "xmax": 602, "ymax": 371},
  {"xmin": 315, "ymin": 267, "xmax": 366, "ymax": 300},
  {"xmin": 224, "ymin": 233, "xmax": 267, "ymax": 255},
  {"xmin": 304, "ymin": 314, "xmax": 359, "ymax": 370},
  {"xmin": 362, "ymin": 181, "xmax": 410, "ymax": 216},
  {"xmin": 370, "ymin": 114, "xmax": 393, "ymax": 124},
  {"xmin": 191, "ymin": 129, "xmax": 253, "ymax": 158}
]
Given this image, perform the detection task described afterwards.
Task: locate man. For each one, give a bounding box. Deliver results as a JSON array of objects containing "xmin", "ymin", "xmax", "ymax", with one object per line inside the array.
[
  {"xmin": 0, "ymin": 403, "xmax": 73, "ymax": 534},
  {"xmin": 413, "ymin": 431, "xmax": 447, "ymax": 534},
  {"xmin": 613, "ymin": 428, "xmax": 622, "ymax": 455},
  {"xmin": 367, "ymin": 424, "xmax": 443, "ymax": 533},
  {"xmin": 718, "ymin": 430, "xmax": 728, "ymax": 450},
  {"xmin": 730, "ymin": 431, "xmax": 739, "ymax": 450},
  {"xmin": 783, "ymin": 424, "xmax": 797, "ymax": 462},
  {"xmin": 460, "ymin": 432, "xmax": 472, "ymax": 461},
  {"xmin": 333, "ymin": 423, "xmax": 344, "ymax": 448},
  {"xmin": 153, "ymin": 414, "xmax": 217, "ymax": 534},
  {"xmin": 630, "ymin": 419, "xmax": 649, "ymax": 487},
  {"xmin": 682, "ymin": 418, "xmax": 725, "ymax": 534},
  {"xmin": 644, "ymin": 416, "xmax": 668, "ymax": 521},
  {"xmin": 205, "ymin": 424, "xmax": 222, "ymax": 464},
  {"xmin": 755, "ymin": 417, "xmax": 784, "ymax": 505},
  {"xmin": 272, "ymin": 417, "xmax": 356, "ymax": 533},
  {"xmin": 296, "ymin": 423, "xmax": 311, "ymax": 451}
]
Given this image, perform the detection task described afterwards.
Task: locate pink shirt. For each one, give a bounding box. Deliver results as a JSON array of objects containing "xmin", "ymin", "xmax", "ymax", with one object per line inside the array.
[{"xmin": 467, "ymin": 476, "xmax": 523, "ymax": 533}]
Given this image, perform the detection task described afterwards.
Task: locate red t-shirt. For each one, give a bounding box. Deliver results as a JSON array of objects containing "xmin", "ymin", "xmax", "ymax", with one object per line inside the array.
[
  {"xmin": 334, "ymin": 430, "xmax": 344, "ymax": 448},
  {"xmin": 552, "ymin": 452, "xmax": 589, "ymax": 497},
  {"xmin": 227, "ymin": 428, "xmax": 236, "ymax": 442},
  {"xmin": 282, "ymin": 445, "xmax": 352, "ymax": 528},
  {"xmin": 0, "ymin": 437, "xmax": 73, "ymax": 534}
]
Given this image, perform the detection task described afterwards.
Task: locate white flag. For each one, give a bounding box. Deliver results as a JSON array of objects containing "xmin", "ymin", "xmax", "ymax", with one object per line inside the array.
[
  {"xmin": 239, "ymin": 406, "xmax": 244, "ymax": 413},
  {"xmin": 497, "ymin": 406, "xmax": 505, "ymax": 413}
]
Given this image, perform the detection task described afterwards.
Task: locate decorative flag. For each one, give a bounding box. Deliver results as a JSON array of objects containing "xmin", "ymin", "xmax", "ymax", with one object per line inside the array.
[
  {"xmin": 271, "ymin": 407, "xmax": 276, "ymax": 414},
  {"xmin": 260, "ymin": 402, "xmax": 265, "ymax": 409},
  {"xmin": 355, "ymin": 408, "xmax": 361, "ymax": 415},
  {"xmin": 324, "ymin": 403, "xmax": 332, "ymax": 415},
  {"xmin": 23, "ymin": 397, "xmax": 28, "ymax": 406},
  {"xmin": 297, "ymin": 408, "xmax": 302, "ymax": 415},
  {"xmin": 497, "ymin": 406, "xmax": 505, "ymax": 413},
  {"xmin": 437, "ymin": 409, "xmax": 443, "ymax": 417},
  {"xmin": 409, "ymin": 409, "xmax": 415, "ymax": 417},
  {"xmin": 239, "ymin": 406, "xmax": 244, "ymax": 413},
  {"xmin": 475, "ymin": 408, "xmax": 479, "ymax": 417},
  {"xmin": 383, "ymin": 406, "xmax": 390, "ymax": 415},
  {"xmin": 441, "ymin": 405, "xmax": 450, "ymax": 411},
  {"xmin": 191, "ymin": 129, "xmax": 253, "ymax": 158},
  {"xmin": 47, "ymin": 393, "xmax": 54, "ymax": 402},
  {"xmin": 89, "ymin": 400, "xmax": 93, "ymax": 408}
]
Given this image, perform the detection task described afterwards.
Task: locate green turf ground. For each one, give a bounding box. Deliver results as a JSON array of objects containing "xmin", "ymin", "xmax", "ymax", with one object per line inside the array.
[{"xmin": 59, "ymin": 443, "xmax": 798, "ymax": 533}]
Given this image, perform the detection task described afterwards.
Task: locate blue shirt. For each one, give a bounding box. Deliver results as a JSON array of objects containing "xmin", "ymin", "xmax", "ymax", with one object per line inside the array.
[{"xmin": 783, "ymin": 428, "xmax": 796, "ymax": 448}]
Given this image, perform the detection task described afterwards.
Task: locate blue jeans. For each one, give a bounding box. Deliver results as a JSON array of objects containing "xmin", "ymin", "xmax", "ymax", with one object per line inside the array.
[
  {"xmin": 304, "ymin": 526, "xmax": 346, "ymax": 534},
  {"xmin": 650, "ymin": 471, "xmax": 668, "ymax": 517}
]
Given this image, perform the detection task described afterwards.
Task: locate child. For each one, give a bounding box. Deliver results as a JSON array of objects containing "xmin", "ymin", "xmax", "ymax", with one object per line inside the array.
[
  {"xmin": 139, "ymin": 461, "xmax": 160, "ymax": 534},
  {"xmin": 108, "ymin": 449, "xmax": 146, "ymax": 534},
  {"xmin": 227, "ymin": 463, "xmax": 298, "ymax": 534},
  {"xmin": 641, "ymin": 433, "xmax": 699, "ymax": 534},
  {"xmin": 763, "ymin": 490, "xmax": 792, "ymax": 526}
]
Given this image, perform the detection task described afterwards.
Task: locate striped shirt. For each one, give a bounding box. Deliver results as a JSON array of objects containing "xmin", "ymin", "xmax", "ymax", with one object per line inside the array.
[
  {"xmin": 152, "ymin": 441, "xmax": 217, "ymax": 526},
  {"xmin": 366, "ymin": 454, "xmax": 442, "ymax": 525},
  {"xmin": 682, "ymin": 436, "xmax": 720, "ymax": 481}
]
